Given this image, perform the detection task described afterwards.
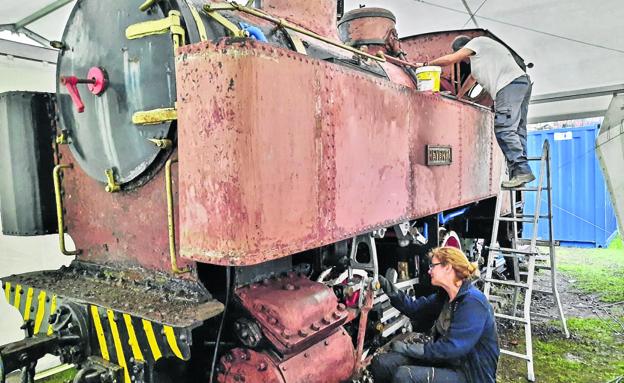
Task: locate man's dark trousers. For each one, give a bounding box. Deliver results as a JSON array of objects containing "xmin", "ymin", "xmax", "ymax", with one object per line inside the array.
[{"xmin": 494, "ymin": 74, "xmax": 532, "ymax": 176}]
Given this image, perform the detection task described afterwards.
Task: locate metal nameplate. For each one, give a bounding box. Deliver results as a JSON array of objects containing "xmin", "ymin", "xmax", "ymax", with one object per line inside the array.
[{"xmin": 426, "ymin": 145, "xmax": 452, "ymax": 166}]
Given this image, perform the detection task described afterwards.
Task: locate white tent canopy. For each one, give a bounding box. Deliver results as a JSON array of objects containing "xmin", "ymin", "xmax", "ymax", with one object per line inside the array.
[{"xmin": 1, "ymin": 0, "xmax": 623, "ymax": 123}]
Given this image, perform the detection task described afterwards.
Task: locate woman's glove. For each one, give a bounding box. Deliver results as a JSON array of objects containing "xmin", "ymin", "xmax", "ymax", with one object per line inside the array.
[
  {"xmin": 391, "ymin": 341, "xmax": 425, "ymax": 359},
  {"xmin": 378, "ymin": 276, "xmax": 399, "ymax": 298}
]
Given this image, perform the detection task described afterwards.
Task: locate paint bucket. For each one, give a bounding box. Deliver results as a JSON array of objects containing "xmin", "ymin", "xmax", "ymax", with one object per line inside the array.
[{"xmin": 415, "ymin": 66, "xmax": 442, "ymax": 92}]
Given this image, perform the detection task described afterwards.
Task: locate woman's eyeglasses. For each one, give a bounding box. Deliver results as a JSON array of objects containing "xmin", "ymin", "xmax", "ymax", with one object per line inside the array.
[{"xmin": 428, "ymin": 262, "xmax": 443, "ymax": 270}]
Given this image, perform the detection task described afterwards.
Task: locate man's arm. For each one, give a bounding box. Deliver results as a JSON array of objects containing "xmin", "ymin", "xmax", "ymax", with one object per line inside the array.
[{"xmin": 427, "ymin": 47, "xmax": 474, "ymax": 67}]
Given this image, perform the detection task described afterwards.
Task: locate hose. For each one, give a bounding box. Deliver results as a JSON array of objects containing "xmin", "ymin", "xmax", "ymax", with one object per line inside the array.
[{"xmin": 209, "ymin": 266, "xmax": 231, "ymax": 383}]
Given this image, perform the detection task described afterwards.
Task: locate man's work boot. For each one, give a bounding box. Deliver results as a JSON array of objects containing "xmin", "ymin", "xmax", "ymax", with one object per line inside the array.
[{"xmin": 501, "ymin": 172, "xmax": 536, "ymax": 188}]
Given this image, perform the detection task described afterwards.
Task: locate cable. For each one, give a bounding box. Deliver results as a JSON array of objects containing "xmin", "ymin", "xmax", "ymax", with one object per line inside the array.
[
  {"xmin": 461, "ymin": 0, "xmax": 487, "ymax": 28},
  {"xmin": 410, "ymin": 0, "xmax": 624, "ymax": 55},
  {"xmin": 209, "ymin": 266, "xmax": 231, "ymax": 383}
]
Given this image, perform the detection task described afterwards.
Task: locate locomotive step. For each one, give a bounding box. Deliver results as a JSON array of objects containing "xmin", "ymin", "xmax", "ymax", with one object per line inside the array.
[
  {"xmin": 483, "ymin": 278, "xmax": 529, "ymax": 289},
  {"xmin": 495, "ymin": 313, "xmax": 528, "ymax": 324},
  {"xmin": 498, "ymin": 217, "xmax": 538, "ymax": 223},
  {"xmin": 506, "ymin": 186, "xmax": 551, "ymax": 192},
  {"xmin": 501, "ymin": 349, "xmax": 532, "ymax": 361},
  {"xmin": 485, "ymin": 246, "xmax": 538, "ymax": 255}
]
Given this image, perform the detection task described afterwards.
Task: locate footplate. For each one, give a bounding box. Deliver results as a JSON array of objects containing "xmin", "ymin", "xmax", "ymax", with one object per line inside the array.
[{"xmin": 2, "ymin": 261, "xmax": 224, "ymax": 383}]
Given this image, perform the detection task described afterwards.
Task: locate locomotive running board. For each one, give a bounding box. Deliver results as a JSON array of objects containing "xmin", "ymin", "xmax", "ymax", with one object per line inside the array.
[{"xmin": 2, "ymin": 261, "xmax": 223, "ymax": 366}]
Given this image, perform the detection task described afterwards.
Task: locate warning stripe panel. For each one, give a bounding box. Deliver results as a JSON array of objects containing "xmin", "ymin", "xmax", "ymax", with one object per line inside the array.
[
  {"xmin": 1, "ymin": 280, "xmax": 193, "ymax": 382},
  {"xmin": 88, "ymin": 305, "xmax": 191, "ymax": 367},
  {"xmin": 23, "ymin": 287, "xmax": 35, "ymax": 321},
  {"xmin": 2, "ymin": 284, "xmax": 55, "ymax": 336},
  {"xmin": 123, "ymin": 314, "xmax": 145, "ymax": 362},
  {"xmin": 13, "ymin": 284, "xmax": 22, "ymax": 310},
  {"xmin": 91, "ymin": 305, "xmax": 110, "ymax": 361},
  {"xmin": 107, "ymin": 309, "xmax": 131, "ymax": 383},
  {"xmin": 33, "ymin": 290, "xmax": 48, "ymax": 334}
]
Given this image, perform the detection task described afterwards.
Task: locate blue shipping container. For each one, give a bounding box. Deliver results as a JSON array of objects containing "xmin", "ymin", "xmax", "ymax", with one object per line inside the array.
[{"xmin": 523, "ymin": 125, "xmax": 619, "ymax": 248}]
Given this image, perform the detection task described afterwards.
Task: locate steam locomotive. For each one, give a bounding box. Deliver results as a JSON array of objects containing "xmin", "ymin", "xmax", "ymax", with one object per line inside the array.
[{"xmin": 0, "ymin": 1, "xmax": 525, "ymax": 382}]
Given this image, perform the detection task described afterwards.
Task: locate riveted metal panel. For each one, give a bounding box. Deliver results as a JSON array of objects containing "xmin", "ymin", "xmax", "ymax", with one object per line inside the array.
[{"xmin": 176, "ymin": 40, "xmax": 500, "ymax": 265}]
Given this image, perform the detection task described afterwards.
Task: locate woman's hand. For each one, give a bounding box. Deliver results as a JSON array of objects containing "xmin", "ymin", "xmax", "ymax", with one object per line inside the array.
[{"xmin": 379, "ymin": 276, "xmax": 399, "ymax": 298}]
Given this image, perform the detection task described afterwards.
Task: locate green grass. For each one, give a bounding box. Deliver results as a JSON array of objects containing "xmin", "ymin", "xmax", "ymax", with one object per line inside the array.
[
  {"xmin": 38, "ymin": 368, "xmax": 76, "ymax": 383},
  {"xmin": 499, "ymin": 242, "xmax": 624, "ymax": 382},
  {"xmin": 609, "ymin": 234, "xmax": 623, "ymax": 250},
  {"xmin": 555, "ymin": 240, "xmax": 624, "ymax": 302},
  {"xmin": 498, "ymin": 318, "xmax": 624, "ymax": 383}
]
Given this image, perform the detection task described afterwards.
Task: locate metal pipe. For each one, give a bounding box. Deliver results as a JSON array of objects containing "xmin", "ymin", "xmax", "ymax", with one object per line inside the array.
[
  {"xmin": 354, "ymin": 285, "xmax": 374, "ymax": 373},
  {"xmin": 377, "ymin": 52, "xmax": 420, "ymax": 69},
  {"xmin": 52, "ymin": 164, "xmax": 80, "ymax": 256},
  {"xmin": 165, "ymin": 158, "xmax": 189, "ymax": 274},
  {"xmin": 205, "ymin": 3, "xmax": 385, "ymax": 63},
  {"xmin": 439, "ymin": 207, "xmax": 470, "ymax": 225}
]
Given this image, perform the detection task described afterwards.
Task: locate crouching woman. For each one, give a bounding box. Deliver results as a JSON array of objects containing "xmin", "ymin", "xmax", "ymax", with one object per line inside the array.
[{"xmin": 371, "ymin": 246, "xmax": 499, "ymax": 383}]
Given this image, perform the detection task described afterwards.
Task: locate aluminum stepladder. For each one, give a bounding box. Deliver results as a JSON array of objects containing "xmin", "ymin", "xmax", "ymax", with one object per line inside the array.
[{"xmin": 483, "ymin": 140, "xmax": 569, "ymax": 382}]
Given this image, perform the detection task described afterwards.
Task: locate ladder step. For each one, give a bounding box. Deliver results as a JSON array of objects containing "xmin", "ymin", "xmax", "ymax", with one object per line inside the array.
[
  {"xmin": 535, "ymin": 264, "xmax": 551, "ymax": 270},
  {"xmin": 500, "ymin": 349, "xmax": 532, "ymax": 361},
  {"xmin": 527, "ymin": 156, "xmax": 543, "ymax": 161},
  {"xmin": 484, "ymin": 278, "xmax": 529, "ymax": 289},
  {"xmin": 486, "ymin": 246, "xmax": 538, "ymax": 255},
  {"xmin": 516, "ymin": 239, "xmax": 559, "ymax": 247},
  {"xmin": 532, "ymin": 289, "xmax": 553, "ymax": 295},
  {"xmin": 498, "ymin": 217, "xmax": 536, "ymax": 223},
  {"xmin": 510, "ymin": 187, "xmax": 550, "ymax": 192},
  {"xmin": 517, "ymin": 214, "xmax": 551, "ymax": 219},
  {"xmin": 495, "ymin": 313, "xmax": 529, "ymax": 323},
  {"xmin": 531, "ymin": 311, "xmax": 558, "ymax": 319}
]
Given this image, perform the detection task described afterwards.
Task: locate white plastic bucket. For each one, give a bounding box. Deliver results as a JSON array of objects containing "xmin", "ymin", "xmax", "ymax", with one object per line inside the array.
[{"xmin": 415, "ymin": 66, "xmax": 442, "ymax": 92}]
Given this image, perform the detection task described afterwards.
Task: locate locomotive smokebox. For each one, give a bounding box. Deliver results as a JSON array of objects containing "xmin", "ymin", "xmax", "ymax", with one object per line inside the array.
[
  {"xmin": 338, "ymin": 8, "xmax": 398, "ymax": 54},
  {"xmin": 260, "ymin": 0, "xmax": 339, "ymax": 39}
]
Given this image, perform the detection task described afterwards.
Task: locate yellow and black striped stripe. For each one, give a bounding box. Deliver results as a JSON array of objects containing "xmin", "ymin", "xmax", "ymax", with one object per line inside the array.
[
  {"xmin": 2, "ymin": 281, "xmax": 192, "ymax": 383},
  {"xmin": 2, "ymin": 282, "xmax": 57, "ymax": 336},
  {"xmin": 88, "ymin": 305, "xmax": 191, "ymax": 383}
]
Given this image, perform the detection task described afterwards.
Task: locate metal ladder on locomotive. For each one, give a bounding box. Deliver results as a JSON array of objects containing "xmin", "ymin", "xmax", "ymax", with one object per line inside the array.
[{"xmin": 483, "ymin": 140, "xmax": 569, "ymax": 382}]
